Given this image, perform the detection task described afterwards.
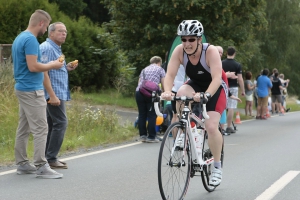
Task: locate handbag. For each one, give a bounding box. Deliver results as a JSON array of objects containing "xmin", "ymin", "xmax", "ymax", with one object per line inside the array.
[{"xmin": 139, "ymin": 70, "xmax": 159, "ymax": 97}]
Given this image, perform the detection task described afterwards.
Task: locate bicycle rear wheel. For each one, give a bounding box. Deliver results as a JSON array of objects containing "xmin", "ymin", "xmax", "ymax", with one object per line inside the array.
[
  {"xmin": 158, "ymin": 122, "xmax": 191, "ymax": 200},
  {"xmin": 201, "ymin": 130, "xmax": 222, "ymax": 192},
  {"xmin": 200, "ymin": 131, "xmax": 215, "ymax": 192}
]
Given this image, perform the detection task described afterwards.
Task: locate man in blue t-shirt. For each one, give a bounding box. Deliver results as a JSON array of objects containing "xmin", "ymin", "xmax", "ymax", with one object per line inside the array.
[
  {"xmin": 256, "ymin": 68, "xmax": 272, "ymax": 119},
  {"xmin": 12, "ymin": 10, "xmax": 63, "ymax": 179}
]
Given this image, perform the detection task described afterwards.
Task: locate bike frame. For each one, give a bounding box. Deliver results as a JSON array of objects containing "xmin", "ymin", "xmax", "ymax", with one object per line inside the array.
[{"xmin": 154, "ymin": 95, "xmax": 214, "ymax": 171}]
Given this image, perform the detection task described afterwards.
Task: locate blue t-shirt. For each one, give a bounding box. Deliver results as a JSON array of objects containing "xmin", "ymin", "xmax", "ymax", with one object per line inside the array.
[
  {"xmin": 256, "ymin": 75, "xmax": 272, "ymax": 97},
  {"xmin": 12, "ymin": 31, "xmax": 43, "ymax": 91}
]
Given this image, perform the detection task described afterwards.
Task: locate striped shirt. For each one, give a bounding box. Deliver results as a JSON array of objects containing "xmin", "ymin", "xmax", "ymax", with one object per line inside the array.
[
  {"xmin": 136, "ymin": 64, "xmax": 165, "ymax": 91},
  {"xmin": 40, "ymin": 38, "xmax": 70, "ymax": 101}
]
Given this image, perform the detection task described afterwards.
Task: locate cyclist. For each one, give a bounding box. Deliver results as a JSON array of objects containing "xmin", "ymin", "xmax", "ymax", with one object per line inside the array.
[{"xmin": 162, "ymin": 20, "xmax": 227, "ymax": 186}]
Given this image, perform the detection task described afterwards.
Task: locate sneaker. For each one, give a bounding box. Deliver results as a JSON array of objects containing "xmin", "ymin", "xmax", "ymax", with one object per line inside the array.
[
  {"xmin": 256, "ymin": 116, "xmax": 261, "ymax": 119},
  {"xmin": 209, "ymin": 167, "xmax": 222, "ymax": 186},
  {"xmin": 222, "ymin": 129, "xmax": 230, "ymax": 136},
  {"xmin": 175, "ymin": 134, "xmax": 185, "ymax": 148},
  {"xmin": 156, "ymin": 136, "xmax": 163, "ymax": 141},
  {"xmin": 260, "ymin": 116, "xmax": 267, "ymax": 120},
  {"xmin": 139, "ymin": 135, "xmax": 147, "ymax": 142},
  {"xmin": 146, "ymin": 138, "xmax": 160, "ymax": 143},
  {"xmin": 36, "ymin": 163, "xmax": 63, "ymax": 179},
  {"xmin": 225, "ymin": 127, "xmax": 236, "ymax": 134},
  {"xmin": 17, "ymin": 162, "xmax": 36, "ymax": 175},
  {"xmin": 286, "ymin": 108, "xmax": 290, "ymax": 112},
  {"xmin": 279, "ymin": 112, "xmax": 284, "ymax": 116}
]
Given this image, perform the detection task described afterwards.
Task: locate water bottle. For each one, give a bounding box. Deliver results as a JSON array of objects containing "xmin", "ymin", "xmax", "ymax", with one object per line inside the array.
[{"xmin": 191, "ymin": 122, "xmax": 202, "ymax": 156}]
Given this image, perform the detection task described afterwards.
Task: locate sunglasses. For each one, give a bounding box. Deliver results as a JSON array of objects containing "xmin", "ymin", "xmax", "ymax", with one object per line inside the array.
[{"xmin": 181, "ymin": 38, "xmax": 196, "ymax": 43}]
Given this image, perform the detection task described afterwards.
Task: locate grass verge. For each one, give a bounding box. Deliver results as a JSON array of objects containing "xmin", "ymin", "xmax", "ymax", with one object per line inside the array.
[{"xmin": 0, "ymin": 64, "xmax": 138, "ymax": 166}]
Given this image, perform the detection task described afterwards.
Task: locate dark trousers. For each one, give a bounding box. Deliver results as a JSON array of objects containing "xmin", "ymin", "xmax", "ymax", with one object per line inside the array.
[
  {"xmin": 45, "ymin": 100, "xmax": 68, "ymax": 163},
  {"xmin": 135, "ymin": 91, "xmax": 156, "ymax": 139}
]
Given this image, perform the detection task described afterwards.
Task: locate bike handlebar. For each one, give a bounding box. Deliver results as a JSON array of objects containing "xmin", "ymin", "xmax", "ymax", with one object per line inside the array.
[{"xmin": 153, "ymin": 93, "xmax": 210, "ymax": 120}]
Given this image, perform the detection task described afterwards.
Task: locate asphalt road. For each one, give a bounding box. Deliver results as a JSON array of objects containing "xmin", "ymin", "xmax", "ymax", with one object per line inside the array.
[{"xmin": 1, "ymin": 111, "xmax": 300, "ymax": 200}]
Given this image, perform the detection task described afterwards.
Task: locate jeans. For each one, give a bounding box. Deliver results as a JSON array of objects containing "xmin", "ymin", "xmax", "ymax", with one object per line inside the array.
[
  {"xmin": 45, "ymin": 100, "xmax": 68, "ymax": 163},
  {"xmin": 15, "ymin": 90, "xmax": 48, "ymax": 167},
  {"xmin": 135, "ymin": 91, "xmax": 156, "ymax": 139}
]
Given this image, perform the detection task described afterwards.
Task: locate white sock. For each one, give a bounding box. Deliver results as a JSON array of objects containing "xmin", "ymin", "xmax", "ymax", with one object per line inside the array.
[{"xmin": 214, "ymin": 161, "xmax": 222, "ymax": 169}]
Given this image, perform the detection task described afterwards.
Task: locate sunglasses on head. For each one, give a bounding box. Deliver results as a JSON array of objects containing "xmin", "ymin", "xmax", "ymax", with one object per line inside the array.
[{"xmin": 181, "ymin": 38, "xmax": 196, "ymax": 43}]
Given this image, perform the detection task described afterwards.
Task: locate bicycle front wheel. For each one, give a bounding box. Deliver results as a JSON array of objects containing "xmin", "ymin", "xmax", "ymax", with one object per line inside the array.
[{"xmin": 158, "ymin": 122, "xmax": 191, "ymax": 200}]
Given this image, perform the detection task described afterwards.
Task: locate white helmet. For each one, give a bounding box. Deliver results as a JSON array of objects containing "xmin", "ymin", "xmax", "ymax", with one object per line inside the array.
[{"xmin": 177, "ymin": 20, "xmax": 204, "ymax": 37}]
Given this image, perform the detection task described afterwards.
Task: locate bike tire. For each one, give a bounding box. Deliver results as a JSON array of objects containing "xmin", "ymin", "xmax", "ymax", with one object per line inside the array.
[
  {"xmin": 200, "ymin": 131, "xmax": 216, "ymax": 192},
  {"xmin": 158, "ymin": 122, "xmax": 191, "ymax": 200}
]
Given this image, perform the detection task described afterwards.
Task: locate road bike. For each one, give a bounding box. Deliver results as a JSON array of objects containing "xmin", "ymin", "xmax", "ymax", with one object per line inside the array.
[{"xmin": 153, "ymin": 92, "xmax": 224, "ymax": 200}]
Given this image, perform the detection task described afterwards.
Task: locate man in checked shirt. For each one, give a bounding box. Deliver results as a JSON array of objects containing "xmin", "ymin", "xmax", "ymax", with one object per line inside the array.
[{"xmin": 40, "ymin": 22, "xmax": 78, "ymax": 169}]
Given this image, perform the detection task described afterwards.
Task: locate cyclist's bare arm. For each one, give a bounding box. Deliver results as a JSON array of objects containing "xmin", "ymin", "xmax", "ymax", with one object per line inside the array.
[{"xmin": 205, "ymin": 45, "xmax": 223, "ymax": 96}]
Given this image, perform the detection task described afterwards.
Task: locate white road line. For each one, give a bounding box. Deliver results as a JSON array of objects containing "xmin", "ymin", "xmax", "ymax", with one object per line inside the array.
[
  {"xmin": 255, "ymin": 170, "xmax": 300, "ymax": 200},
  {"xmin": 0, "ymin": 142, "xmax": 141, "ymax": 176}
]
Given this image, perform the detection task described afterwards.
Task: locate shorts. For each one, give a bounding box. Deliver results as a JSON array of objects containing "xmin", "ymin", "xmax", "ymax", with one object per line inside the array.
[
  {"xmin": 227, "ymin": 87, "xmax": 238, "ymax": 108},
  {"xmin": 257, "ymin": 96, "xmax": 268, "ymax": 107},
  {"xmin": 219, "ymin": 110, "xmax": 227, "ymax": 124},
  {"xmin": 186, "ymin": 80, "xmax": 226, "ymax": 114},
  {"xmin": 245, "ymin": 94, "xmax": 253, "ymax": 101},
  {"xmin": 271, "ymin": 95, "xmax": 281, "ymax": 103}
]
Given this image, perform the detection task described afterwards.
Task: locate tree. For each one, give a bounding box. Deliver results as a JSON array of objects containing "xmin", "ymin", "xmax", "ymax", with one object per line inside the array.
[
  {"xmin": 48, "ymin": 0, "xmax": 110, "ymax": 24},
  {"xmin": 257, "ymin": 0, "xmax": 300, "ymax": 95},
  {"xmin": 102, "ymin": 0, "xmax": 267, "ymax": 75},
  {"xmin": 48, "ymin": 0, "xmax": 87, "ymax": 20},
  {"xmin": 0, "ymin": 0, "xmax": 122, "ymax": 90},
  {"xmin": 83, "ymin": 0, "xmax": 110, "ymax": 24}
]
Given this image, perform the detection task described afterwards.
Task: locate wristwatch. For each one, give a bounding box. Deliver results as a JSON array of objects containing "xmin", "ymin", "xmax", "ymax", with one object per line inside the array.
[{"xmin": 204, "ymin": 92, "xmax": 211, "ymax": 100}]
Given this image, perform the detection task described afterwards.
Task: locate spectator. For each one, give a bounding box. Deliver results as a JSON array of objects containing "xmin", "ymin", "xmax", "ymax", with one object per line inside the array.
[
  {"xmin": 216, "ymin": 46, "xmax": 236, "ymax": 136},
  {"xmin": 269, "ymin": 68, "xmax": 278, "ymax": 81},
  {"xmin": 40, "ymin": 22, "xmax": 78, "ymax": 169},
  {"xmin": 256, "ymin": 68, "xmax": 272, "ymax": 119},
  {"xmin": 244, "ymin": 71, "xmax": 255, "ymax": 116},
  {"xmin": 12, "ymin": 9, "xmax": 63, "ymax": 179},
  {"xmin": 271, "ymin": 72, "xmax": 284, "ymax": 115},
  {"xmin": 253, "ymin": 71, "xmax": 262, "ymax": 108},
  {"xmin": 136, "ymin": 56, "xmax": 165, "ymax": 143},
  {"xmin": 279, "ymin": 73, "xmax": 290, "ymax": 112},
  {"xmin": 222, "ymin": 47, "xmax": 245, "ymax": 134}
]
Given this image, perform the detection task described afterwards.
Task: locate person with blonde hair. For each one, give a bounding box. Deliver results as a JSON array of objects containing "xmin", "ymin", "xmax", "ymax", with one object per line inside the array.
[
  {"xmin": 162, "ymin": 20, "xmax": 227, "ymax": 186},
  {"xmin": 12, "ymin": 9, "xmax": 64, "ymax": 179}
]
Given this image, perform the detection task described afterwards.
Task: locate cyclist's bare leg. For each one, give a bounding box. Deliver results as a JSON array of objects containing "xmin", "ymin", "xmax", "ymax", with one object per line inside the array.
[
  {"xmin": 205, "ymin": 111, "xmax": 222, "ymax": 163},
  {"xmin": 176, "ymin": 84, "xmax": 195, "ymax": 106},
  {"xmin": 176, "ymin": 84, "xmax": 194, "ymax": 115},
  {"xmin": 226, "ymin": 108, "xmax": 234, "ymax": 128}
]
